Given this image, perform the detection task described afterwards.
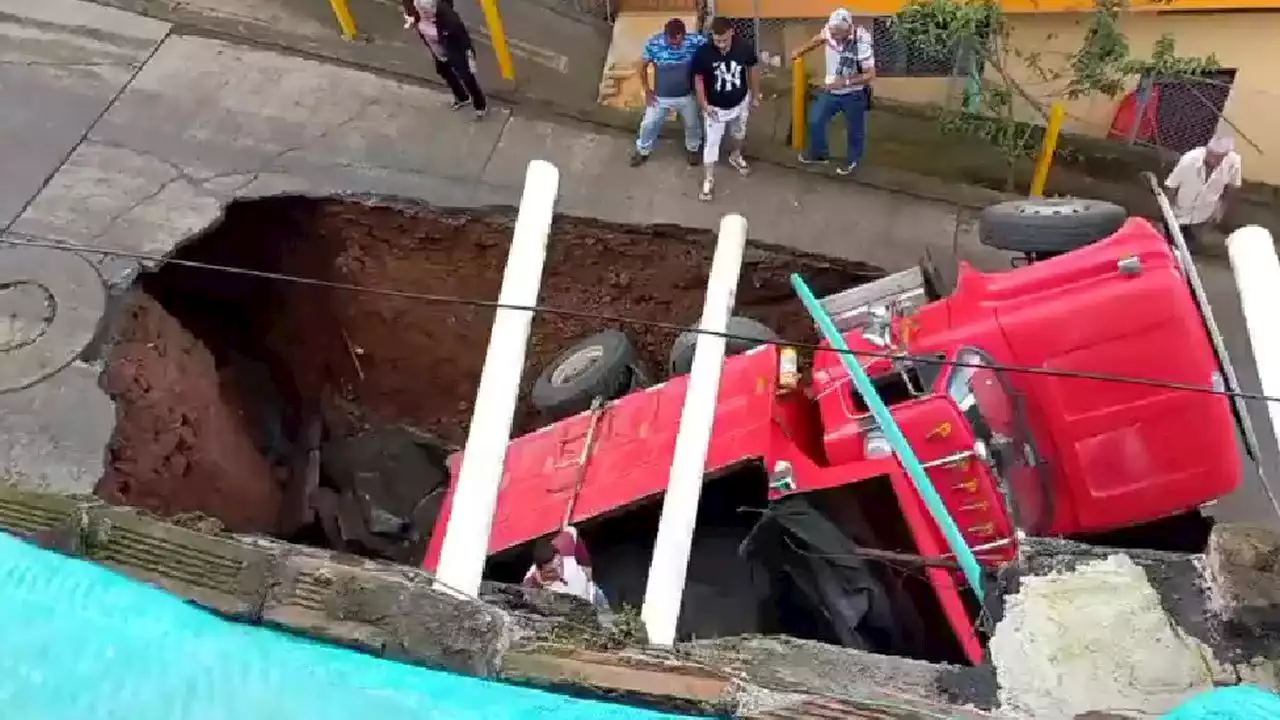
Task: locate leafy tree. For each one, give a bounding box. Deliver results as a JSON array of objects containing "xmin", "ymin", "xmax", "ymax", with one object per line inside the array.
[{"xmin": 891, "ymin": 0, "xmax": 1219, "ymax": 189}]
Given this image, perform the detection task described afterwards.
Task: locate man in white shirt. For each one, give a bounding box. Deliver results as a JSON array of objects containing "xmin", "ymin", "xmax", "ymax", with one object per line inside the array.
[
  {"xmin": 1164, "ymin": 136, "xmax": 1243, "ymax": 250},
  {"xmin": 522, "ymin": 526, "xmax": 612, "ymax": 615},
  {"xmin": 790, "ymin": 8, "xmax": 876, "ymax": 175}
]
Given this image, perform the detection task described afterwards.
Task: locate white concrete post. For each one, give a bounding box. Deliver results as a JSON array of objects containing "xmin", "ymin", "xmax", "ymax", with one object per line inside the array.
[
  {"xmin": 1226, "ymin": 225, "xmax": 1280, "ymax": 470},
  {"xmin": 641, "ymin": 214, "xmax": 748, "ymax": 646},
  {"xmin": 434, "ymin": 160, "xmax": 560, "ymax": 598}
]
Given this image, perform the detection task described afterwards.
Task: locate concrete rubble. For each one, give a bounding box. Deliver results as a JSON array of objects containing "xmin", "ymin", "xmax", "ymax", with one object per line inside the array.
[{"xmin": 5, "ymin": 483, "xmax": 1280, "ymax": 718}]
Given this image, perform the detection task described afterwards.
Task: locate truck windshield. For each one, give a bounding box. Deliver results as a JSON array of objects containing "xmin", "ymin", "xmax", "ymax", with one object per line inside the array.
[{"xmin": 945, "ymin": 347, "xmax": 1053, "ymax": 535}]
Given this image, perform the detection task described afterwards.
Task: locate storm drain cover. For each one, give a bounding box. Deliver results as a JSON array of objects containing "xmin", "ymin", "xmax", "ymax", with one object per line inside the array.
[{"xmin": 0, "ymin": 245, "xmax": 106, "ymax": 394}]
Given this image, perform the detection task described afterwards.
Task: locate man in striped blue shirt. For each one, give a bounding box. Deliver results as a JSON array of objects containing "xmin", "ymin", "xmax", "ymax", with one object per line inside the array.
[{"xmin": 631, "ymin": 18, "xmax": 705, "ymax": 167}]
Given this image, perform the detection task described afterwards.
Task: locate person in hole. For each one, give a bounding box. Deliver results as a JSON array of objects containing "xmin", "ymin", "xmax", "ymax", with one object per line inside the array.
[
  {"xmin": 691, "ymin": 17, "xmax": 761, "ymax": 202},
  {"xmin": 523, "ymin": 526, "xmax": 612, "ymax": 616}
]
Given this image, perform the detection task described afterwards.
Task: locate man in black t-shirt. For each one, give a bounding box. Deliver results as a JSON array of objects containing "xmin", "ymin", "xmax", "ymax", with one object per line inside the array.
[{"xmin": 692, "ymin": 18, "xmax": 761, "ymax": 201}]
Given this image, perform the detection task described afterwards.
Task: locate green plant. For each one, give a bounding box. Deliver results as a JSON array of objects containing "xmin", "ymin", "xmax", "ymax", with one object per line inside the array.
[{"xmin": 892, "ymin": 0, "xmax": 1219, "ymax": 189}]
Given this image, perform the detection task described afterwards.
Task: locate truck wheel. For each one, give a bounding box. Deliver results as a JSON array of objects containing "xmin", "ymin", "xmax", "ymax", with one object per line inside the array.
[
  {"xmin": 668, "ymin": 316, "xmax": 780, "ymax": 376},
  {"xmin": 532, "ymin": 329, "xmax": 637, "ymax": 421},
  {"xmin": 979, "ymin": 198, "xmax": 1127, "ymax": 254}
]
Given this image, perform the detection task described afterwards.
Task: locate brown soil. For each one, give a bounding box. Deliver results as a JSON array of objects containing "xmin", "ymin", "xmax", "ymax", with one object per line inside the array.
[
  {"xmin": 99, "ymin": 293, "xmax": 283, "ymax": 532},
  {"xmin": 99, "ymin": 198, "xmax": 883, "ymax": 533}
]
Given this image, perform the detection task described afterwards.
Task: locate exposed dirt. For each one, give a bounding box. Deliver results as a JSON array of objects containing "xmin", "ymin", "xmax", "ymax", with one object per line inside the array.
[
  {"xmin": 98, "ymin": 198, "xmax": 883, "ymax": 535},
  {"xmin": 99, "ymin": 293, "xmax": 283, "ymax": 532}
]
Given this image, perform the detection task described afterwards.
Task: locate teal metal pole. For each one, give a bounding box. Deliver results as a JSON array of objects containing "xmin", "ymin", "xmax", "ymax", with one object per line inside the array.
[{"xmin": 790, "ymin": 274, "xmax": 985, "ymax": 599}]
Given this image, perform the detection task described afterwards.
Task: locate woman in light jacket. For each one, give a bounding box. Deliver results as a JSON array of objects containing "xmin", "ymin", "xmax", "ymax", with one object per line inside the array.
[{"xmin": 401, "ymin": 0, "xmax": 487, "ymax": 118}]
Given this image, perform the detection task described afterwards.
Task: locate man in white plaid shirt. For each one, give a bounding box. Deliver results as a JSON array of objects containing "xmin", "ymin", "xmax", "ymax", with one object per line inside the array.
[{"xmin": 791, "ymin": 8, "xmax": 876, "ymax": 175}]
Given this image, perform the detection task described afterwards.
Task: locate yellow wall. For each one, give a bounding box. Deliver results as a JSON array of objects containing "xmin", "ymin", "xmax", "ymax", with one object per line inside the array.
[{"xmin": 999, "ymin": 11, "xmax": 1280, "ymax": 183}]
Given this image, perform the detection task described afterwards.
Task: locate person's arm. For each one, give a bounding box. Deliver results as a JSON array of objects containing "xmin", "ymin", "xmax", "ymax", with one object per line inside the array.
[
  {"xmin": 692, "ymin": 47, "xmax": 710, "ymax": 113},
  {"xmin": 1165, "ymin": 151, "xmax": 1194, "ymax": 190},
  {"xmin": 522, "ymin": 565, "xmax": 541, "ymax": 588},
  {"xmin": 637, "ymin": 38, "xmax": 657, "ymax": 105},
  {"xmin": 790, "ymin": 33, "xmax": 824, "ymax": 62},
  {"xmin": 850, "ymin": 27, "xmax": 877, "ymax": 85},
  {"xmin": 747, "ymin": 51, "xmax": 762, "ymax": 106},
  {"xmin": 558, "ymin": 526, "xmax": 593, "ymax": 581},
  {"xmin": 1216, "ymin": 155, "xmax": 1244, "ymax": 222}
]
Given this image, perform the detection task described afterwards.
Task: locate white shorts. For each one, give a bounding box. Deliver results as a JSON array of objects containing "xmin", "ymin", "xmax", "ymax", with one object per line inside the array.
[{"xmin": 702, "ymin": 95, "xmax": 750, "ymax": 165}]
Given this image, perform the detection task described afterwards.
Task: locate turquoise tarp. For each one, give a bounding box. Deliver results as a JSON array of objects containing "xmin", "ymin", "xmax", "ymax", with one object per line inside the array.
[
  {"xmin": 1163, "ymin": 685, "xmax": 1280, "ymax": 719},
  {"xmin": 0, "ymin": 532, "xmax": 690, "ymax": 720}
]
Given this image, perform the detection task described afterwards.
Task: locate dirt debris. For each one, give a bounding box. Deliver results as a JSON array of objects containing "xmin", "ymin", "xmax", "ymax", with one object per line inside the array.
[
  {"xmin": 98, "ymin": 197, "xmax": 883, "ymax": 536},
  {"xmin": 98, "ymin": 293, "xmax": 282, "ymax": 533}
]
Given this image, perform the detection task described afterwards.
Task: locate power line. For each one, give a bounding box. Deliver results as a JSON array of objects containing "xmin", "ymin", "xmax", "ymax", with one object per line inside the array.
[{"xmin": 5, "ymin": 231, "xmax": 1280, "ymax": 406}]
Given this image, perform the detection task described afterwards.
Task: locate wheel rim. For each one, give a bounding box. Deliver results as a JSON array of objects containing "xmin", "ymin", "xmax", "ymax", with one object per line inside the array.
[
  {"xmin": 551, "ymin": 345, "xmax": 604, "ymax": 387},
  {"xmin": 1014, "ymin": 199, "xmax": 1089, "ymax": 216}
]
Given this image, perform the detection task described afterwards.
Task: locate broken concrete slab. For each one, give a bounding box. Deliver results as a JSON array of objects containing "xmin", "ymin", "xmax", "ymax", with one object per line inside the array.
[
  {"xmin": 1206, "ymin": 524, "xmax": 1280, "ymax": 648},
  {"xmin": 992, "ymin": 553, "xmax": 1218, "ymax": 719}
]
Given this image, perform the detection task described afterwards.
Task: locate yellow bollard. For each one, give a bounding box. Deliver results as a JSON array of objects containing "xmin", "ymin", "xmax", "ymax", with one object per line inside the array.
[
  {"xmin": 478, "ymin": 0, "xmax": 516, "ymax": 82},
  {"xmin": 326, "ymin": 0, "xmax": 358, "ymax": 40},
  {"xmin": 1029, "ymin": 101, "xmax": 1066, "ymax": 198},
  {"xmin": 791, "ymin": 56, "xmax": 807, "ymax": 152}
]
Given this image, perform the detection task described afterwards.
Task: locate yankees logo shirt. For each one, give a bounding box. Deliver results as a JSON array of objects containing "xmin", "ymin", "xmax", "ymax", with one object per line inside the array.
[{"xmin": 692, "ymin": 39, "xmax": 757, "ymax": 110}]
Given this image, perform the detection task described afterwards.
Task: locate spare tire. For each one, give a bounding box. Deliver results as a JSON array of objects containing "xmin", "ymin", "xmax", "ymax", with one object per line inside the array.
[
  {"xmin": 531, "ymin": 329, "xmax": 637, "ymax": 421},
  {"xmin": 668, "ymin": 316, "xmax": 780, "ymax": 376},
  {"xmin": 979, "ymin": 198, "xmax": 1127, "ymax": 254}
]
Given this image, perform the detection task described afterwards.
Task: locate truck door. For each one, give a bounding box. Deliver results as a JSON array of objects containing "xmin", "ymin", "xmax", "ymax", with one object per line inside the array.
[{"xmin": 946, "ymin": 347, "xmax": 1054, "ymax": 535}]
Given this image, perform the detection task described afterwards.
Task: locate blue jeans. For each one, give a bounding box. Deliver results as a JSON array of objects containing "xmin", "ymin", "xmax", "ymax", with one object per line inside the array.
[
  {"xmin": 635, "ymin": 94, "xmax": 702, "ymax": 155},
  {"xmin": 806, "ymin": 89, "xmax": 868, "ymax": 164}
]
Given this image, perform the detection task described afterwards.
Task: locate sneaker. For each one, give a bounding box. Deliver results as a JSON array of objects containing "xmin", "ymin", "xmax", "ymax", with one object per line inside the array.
[
  {"xmin": 835, "ymin": 162, "xmax": 858, "ymax": 176},
  {"xmin": 728, "ymin": 153, "xmax": 751, "ymax": 176},
  {"xmin": 687, "ymin": 149, "xmax": 701, "ymax": 166},
  {"xmin": 698, "ymin": 176, "xmax": 714, "ymax": 202},
  {"xmin": 798, "ymin": 153, "xmax": 828, "ymax": 165},
  {"xmin": 450, "ymin": 98, "xmax": 470, "ymax": 111},
  {"xmin": 630, "ymin": 151, "xmax": 649, "ymax": 167},
  {"xmin": 473, "ymin": 108, "xmax": 489, "ymax": 121}
]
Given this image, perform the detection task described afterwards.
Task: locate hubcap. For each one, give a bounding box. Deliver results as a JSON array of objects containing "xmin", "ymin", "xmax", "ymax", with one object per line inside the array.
[
  {"xmin": 551, "ymin": 345, "xmax": 603, "ymax": 387},
  {"xmin": 1016, "ymin": 199, "xmax": 1087, "ymax": 216}
]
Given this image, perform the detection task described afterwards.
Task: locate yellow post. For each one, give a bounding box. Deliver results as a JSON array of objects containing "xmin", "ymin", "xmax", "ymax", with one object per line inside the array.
[
  {"xmin": 791, "ymin": 56, "xmax": 807, "ymax": 152},
  {"xmin": 478, "ymin": 0, "xmax": 516, "ymax": 82},
  {"xmin": 1029, "ymin": 101, "xmax": 1066, "ymax": 198},
  {"xmin": 326, "ymin": 0, "xmax": 358, "ymax": 40}
]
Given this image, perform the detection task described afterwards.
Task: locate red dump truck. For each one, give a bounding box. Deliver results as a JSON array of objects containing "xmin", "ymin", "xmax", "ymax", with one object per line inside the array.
[{"xmin": 423, "ymin": 196, "xmax": 1252, "ymax": 665}]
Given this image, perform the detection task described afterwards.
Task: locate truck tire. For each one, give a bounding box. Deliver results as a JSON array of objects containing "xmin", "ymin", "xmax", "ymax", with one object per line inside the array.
[
  {"xmin": 668, "ymin": 316, "xmax": 780, "ymax": 376},
  {"xmin": 531, "ymin": 329, "xmax": 637, "ymax": 421},
  {"xmin": 979, "ymin": 198, "xmax": 1127, "ymax": 254}
]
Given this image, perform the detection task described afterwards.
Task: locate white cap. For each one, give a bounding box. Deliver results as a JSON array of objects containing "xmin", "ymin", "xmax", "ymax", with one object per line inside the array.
[{"xmin": 1207, "ymin": 136, "xmax": 1235, "ymax": 154}]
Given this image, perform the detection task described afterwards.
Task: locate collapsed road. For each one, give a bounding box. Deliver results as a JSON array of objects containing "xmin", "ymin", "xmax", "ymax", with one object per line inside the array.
[{"xmin": 97, "ymin": 197, "xmax": 883, "ymax": 560}]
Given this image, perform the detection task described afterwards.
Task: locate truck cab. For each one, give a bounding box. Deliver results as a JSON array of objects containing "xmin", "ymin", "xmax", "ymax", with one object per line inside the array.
[{"xmin": 423, "ymin": 202, "xmax": 1245, "ymax": 666}]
